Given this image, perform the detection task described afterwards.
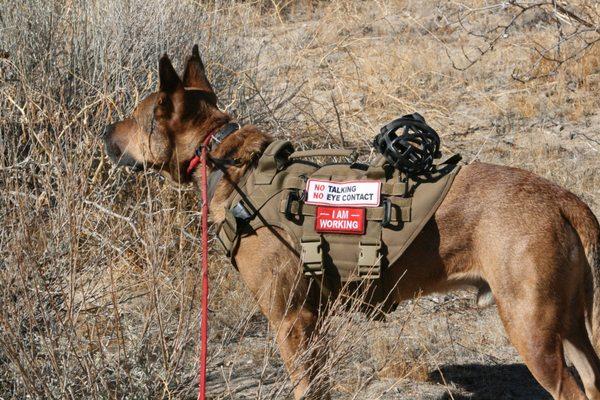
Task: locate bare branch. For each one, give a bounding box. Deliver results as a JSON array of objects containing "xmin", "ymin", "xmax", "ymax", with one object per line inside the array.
[{"xmin": 449, "ymin": 0, "xmax": 600, "ymax": 81}]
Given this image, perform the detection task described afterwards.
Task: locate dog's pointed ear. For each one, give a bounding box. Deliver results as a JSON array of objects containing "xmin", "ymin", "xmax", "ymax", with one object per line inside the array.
[
  {"xmin": 159, "ymin": 54, "xmax": 183, "ymax": 93},
  {"xmin": 183, "ymin": 45, "xmax": 217, "ymax": 104},
  {"xmin": 156, "ymin": 54, "xmax": 185, "ymax": 123}
]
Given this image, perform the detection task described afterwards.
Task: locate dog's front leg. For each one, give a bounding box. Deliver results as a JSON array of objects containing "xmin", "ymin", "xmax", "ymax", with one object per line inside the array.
[
  {"xmin": 272, "ymin": 302, "xmax": 329, "ymax": 400},
  {"xmin": 234, "ymin": 228, "xmax": 330, "ymax": 400}
]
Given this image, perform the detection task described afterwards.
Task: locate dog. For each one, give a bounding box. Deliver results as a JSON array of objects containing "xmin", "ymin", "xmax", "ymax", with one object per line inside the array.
[{"xmin": 102, "ymin": 46, "xmax": 600, "ymax": 400}]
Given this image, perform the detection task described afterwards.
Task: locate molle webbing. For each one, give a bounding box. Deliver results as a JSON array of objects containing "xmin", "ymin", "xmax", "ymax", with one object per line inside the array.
[{"xmin": 217, "ymin": 140, "xmax": 461, "ymax": 282}]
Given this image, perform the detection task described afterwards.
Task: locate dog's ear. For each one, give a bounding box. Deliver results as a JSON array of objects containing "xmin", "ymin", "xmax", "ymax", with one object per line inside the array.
[
  {"xmin": 183, "ymin": 45, "xmax": 217, "ymax": 105},
  {"xmin": 159, "ymin": 54, "xmax": 183, "ymax": 94},
  {"xmin": 156, "ymin": 54, "xmax": 184, "ymax": 122}
]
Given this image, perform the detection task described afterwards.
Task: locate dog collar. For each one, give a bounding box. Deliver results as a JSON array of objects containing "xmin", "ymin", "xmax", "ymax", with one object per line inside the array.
[{"xmin": 186, "ymin": 122, "xmax": 241, "ymax": 175}]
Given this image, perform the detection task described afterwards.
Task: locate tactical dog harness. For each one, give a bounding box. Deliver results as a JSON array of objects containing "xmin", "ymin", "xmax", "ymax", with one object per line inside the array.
[{"xmin": 214, "ymin": 139, "xmax": 461, "ymax": 282}]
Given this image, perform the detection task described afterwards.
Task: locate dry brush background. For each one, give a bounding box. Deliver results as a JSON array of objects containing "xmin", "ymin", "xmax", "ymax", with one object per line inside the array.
[{"xmin": 1, "ymin": 1, "xmax": 600, "ymax": 399}]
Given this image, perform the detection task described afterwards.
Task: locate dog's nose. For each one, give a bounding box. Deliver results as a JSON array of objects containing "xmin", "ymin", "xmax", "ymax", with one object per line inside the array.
[
  {"xmin": 102, "ymin": 124, "xmax": 122, "ymax": 162},
  {"xmin": 102, "ymin": 123, "xmax": 115, "ymax": 139}
]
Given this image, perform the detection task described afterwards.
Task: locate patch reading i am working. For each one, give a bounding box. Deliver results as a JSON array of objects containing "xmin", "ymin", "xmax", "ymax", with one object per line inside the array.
[
  {"xmin": 315, "ymin": 206, "xmax": 365, "ymax": 234},
  {"xmin": 305, "ymin": 179, "xmax": 381, "ymax": 207}
]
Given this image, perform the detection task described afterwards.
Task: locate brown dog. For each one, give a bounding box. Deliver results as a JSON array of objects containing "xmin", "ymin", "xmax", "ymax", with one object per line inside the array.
[{"xmin": 103, "ymin": 46, "xmax": 600, "ymax": 400}]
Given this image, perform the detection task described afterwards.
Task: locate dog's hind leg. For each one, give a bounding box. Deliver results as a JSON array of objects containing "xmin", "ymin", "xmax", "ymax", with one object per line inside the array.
[
  {"xmin": 564, "ymin": 319, "xmax": 600, "ymax": 400},
  {"xmin": 562, "ymin": 285, "xmax": 600, "ymax": 400},
  {"xmin": 494, "ymin": 293, "xmax": 586, "ymax": 400},
  {"xmin": 485, "ymin": 244, "xmax": 587, "ymax": 399}
]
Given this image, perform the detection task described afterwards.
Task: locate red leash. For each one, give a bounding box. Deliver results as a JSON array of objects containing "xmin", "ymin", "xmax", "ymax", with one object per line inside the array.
[{"xmin": 192, "ymin": 132, "xmax": 214, "ymax": 400}]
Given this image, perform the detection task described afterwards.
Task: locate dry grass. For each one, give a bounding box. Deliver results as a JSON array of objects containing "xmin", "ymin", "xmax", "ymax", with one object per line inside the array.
[{"xmin": 1, "ymin": 0, "xmax": 600, "ymax": 399}]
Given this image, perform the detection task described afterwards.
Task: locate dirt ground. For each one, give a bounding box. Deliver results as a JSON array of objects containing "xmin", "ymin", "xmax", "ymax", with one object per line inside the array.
[
  {"xmin": 206, "ymin": 292, "xmax": 546, "ymax": 399},
  {"xmin": 1, "ymin": 1, "xmax": 599, "ymax": 399}
]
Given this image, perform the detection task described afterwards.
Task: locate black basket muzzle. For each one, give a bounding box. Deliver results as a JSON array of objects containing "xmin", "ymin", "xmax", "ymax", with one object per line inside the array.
[{"xmin": 372, "ymin": 113, "xmax": 441, "ymax": 176}]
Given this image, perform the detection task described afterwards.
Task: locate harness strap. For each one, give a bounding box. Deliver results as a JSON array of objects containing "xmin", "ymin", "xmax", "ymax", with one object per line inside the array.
[
  {"xmin": 215, "ymin": 169, "xmax": 256, "ymax": 258},
  {"xmin": 217, "ymin": 211, "xmax": 238, "ymax": 257},
  {"xmin": 381, "ymin": 182, "xmax": 410, "ymax": 196}
]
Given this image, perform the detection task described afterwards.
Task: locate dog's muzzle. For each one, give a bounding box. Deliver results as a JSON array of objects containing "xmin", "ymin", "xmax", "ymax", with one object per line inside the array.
[{"xmin": 102, "ymin": 123, "xmax": 144, "ymax": 171}]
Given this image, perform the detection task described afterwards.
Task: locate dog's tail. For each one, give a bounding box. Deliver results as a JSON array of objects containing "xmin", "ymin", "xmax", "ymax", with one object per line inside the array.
[{"xmin": 561, "ymin": 192, "xmax": 600, "ymax": 354}]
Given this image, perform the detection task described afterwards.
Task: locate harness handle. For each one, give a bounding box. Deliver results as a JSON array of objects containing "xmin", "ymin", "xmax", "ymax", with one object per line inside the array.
[{"xmin": 289, "ymin": 148, "xmax": 357, "ymax": 162}]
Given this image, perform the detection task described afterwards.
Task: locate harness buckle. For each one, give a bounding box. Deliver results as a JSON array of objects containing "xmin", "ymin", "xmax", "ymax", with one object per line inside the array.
[
  {"xmin": 231, "ymin": 201, "xmax": 251, "ymax": 220},
  {"xmin": 301, "ymin": 236, "xmax": 324, "ymax": 276},
  {"xmin": 357, "ymin": 240, "xmax": 381, "ymax": 279}
]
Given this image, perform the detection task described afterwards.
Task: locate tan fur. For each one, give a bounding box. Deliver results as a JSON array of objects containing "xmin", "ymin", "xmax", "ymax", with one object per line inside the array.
[{"xmin": 103, "ymin": 48, "xmax": 600, "ymax": 400}]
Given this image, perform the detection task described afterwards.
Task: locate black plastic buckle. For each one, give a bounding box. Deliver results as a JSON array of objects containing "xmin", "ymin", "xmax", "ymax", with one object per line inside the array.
[
  {"xmin": 285, "ymin": 190, "xmax": 301, "ymax": 220},
  {"xmin": 381, "ymin": 198, "xmax": 392, "ymax": 227}
]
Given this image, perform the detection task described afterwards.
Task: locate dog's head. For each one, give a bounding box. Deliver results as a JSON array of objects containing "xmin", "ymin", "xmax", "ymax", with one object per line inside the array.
[{"xmin": 102, "ymin": 45, "xmax": 228, "ymax": 182}]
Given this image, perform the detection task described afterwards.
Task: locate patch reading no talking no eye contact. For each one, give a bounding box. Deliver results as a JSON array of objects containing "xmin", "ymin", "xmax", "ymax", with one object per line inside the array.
[{"xmin": 305, "ymin": 179, "xmax": 381, "ymax": 207}]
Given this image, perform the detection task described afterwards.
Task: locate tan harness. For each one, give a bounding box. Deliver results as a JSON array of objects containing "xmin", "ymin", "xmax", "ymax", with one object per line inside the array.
[{"xmin": 217, "ymin": 140, "xmax": 461, "ymax": 282}]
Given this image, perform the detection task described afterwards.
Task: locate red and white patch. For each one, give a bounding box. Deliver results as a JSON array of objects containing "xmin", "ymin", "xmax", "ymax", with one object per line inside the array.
[
  {"xmin": 315, "ymin": 206, "xmax": 365, "ymax": 234},
  {"xmin": 305, "ymin": 179, "xmax": 381, "ymax": 207}
]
